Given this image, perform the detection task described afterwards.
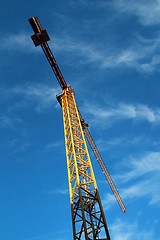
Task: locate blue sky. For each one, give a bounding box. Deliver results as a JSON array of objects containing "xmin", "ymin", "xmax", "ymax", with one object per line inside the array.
[{"xmin": 0, "ymin": 0, "xmax": 160, "ymax": 239}]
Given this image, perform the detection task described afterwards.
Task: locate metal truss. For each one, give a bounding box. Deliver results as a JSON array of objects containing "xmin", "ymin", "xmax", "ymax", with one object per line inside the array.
[{"xmin": 58, "ymin": 87, "xmax": 111, "ymax": 240}]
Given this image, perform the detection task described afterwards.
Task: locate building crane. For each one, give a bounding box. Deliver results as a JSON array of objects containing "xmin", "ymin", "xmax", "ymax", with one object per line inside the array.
[{"xmin": 29, "ymin": 16, "xmax": 126, "ymax": 240}]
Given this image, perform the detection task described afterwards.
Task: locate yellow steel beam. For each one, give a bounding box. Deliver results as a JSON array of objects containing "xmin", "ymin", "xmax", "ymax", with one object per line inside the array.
[{"xmin": 59, "ymin": 87, "xmax": 111, "ymax": 240}]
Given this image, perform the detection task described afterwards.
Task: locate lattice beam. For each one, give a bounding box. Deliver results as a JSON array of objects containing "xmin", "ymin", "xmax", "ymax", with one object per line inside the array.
[{"xmin": 58, "ymin": 87, "xmax": 111, "ymax": 240}]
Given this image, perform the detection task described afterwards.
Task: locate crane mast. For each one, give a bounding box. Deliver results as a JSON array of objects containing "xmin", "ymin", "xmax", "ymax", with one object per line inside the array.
[
  {"xmin": 29, "ymin": 16, "xmax": 126, "ymax": 240},
  {"xmin": 57, "ymin": 88, "xmax": 110, "ymax": 239}
]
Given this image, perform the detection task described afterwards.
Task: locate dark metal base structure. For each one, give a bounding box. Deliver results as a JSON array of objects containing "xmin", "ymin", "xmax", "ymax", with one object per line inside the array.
[{"xmin": 71, "ymin": 187, "xmax": 111, "ymax": 240}]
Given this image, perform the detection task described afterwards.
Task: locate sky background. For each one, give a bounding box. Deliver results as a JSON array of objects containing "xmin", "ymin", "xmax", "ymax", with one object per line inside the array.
[{"xmin": 0, "ymin": 0, "xmax": 160, "ymax": 239}]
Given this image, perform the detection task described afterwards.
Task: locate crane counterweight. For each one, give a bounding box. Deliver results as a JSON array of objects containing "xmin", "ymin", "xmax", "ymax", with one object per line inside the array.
[{"xmin": 29, "ymin": 17, "xmax": 50, "ymax": 46}]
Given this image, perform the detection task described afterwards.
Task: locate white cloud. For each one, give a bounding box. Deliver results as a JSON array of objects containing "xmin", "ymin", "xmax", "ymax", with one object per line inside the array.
[
  {"xmin": 110, "ymin": 218, "xmax": 154, "ymax": 240},
  {"xmin": 118, "ymin": 151, "xmax": 160, "ymax": 181},
  {"xmin": 43, "ymin": 188, "xmax": 68, "ymax": 195},
  {"xmin": 112, "ymin": 0, "xmax": 160, "ymax": 26},
  {"xmin": 0, "ymin": 115, "xmax": 23, "ymax": 129},
  {"xmin": 103, "ymin": 152, "xmax": 160, "ymax": 210},
  {"xmin": 54, "ymin": 188, "xmax": 69, "ymax": 195},
  {"xmin": 51, "ymin": 32, "xmax": 160, "ymax": 73},
  {"xmin": 96, "ymin": 137, "xmax": 123, "ymax": 152},
  {"xmin": 127, "ymin": 178, "xmax": 160, "ymax": 205},
  {"xmin": 50, "ymin": 2, "xmax": 160, "ymax": 73},
  {"xmin": 1, "ymin": 29, "xmax": 160, "ymax": 73},
  {"xmin": 10, "ymin": 84, "xmax": 59, "ymax": 112},
  {"xmin": 0, "ymin": 84, "xmax": 59, "ymax": 129},
  {"xmin": 0, "ymin": 33, "xmax": 35, "ymax": 52},
  {"xmin": 46, "ymin": 141, "xmax": 63, "ymax": 149},
  {"xmin": 95, "ymin": 135, "xmax": 153, "ymax": 152},
  {"xmin": 83, "ymin": 102, "xmax": 160, "ymax": 126}
]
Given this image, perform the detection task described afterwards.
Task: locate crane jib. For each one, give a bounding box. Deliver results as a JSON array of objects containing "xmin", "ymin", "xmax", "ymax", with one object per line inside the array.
[{"xmin": 28, "ymin": 16, "xmax": 67, "ymax": 90}]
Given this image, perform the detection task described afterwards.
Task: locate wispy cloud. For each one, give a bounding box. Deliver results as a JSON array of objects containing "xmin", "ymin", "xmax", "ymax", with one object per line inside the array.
[
  {"xmin": 124, "ymin": 177, "xmax": 160, "ymax": 205},
  {"xmin": 54, "ymin": 188, "xmax": 69, "ymax": 195},
  {"xmin": 51, "ymin": 32, "xmax": 160, "ymax": 73},
  {"xmin": 117, "ymin": 151, "xmax": 160, "ymax": 182},
  {"xmin": 103, "ymin": 151, "xmax": 160, "ymax": 210},
  {"xmin": 9, "ymin": 84, "xmax": 59, "ymax": 112},
  {"xmin": 0, "ymin": 84, "xmax": 59, "ymax": 129},
  {"xmin": 103, "ymin": 177, "xmax": 160, "ymax": 210},
  {"xmin": 112, "ymin": 0, "xmax": 160, "ymax": 26},
  {"xmin": 2, "ymin": 31, "xmax": 157, "ymax": 74},
  {"xmin": 43, "ymin": 188, "xmax": 68, "ymax": 195},
  {"xmin": 3, "ymin": 138, "xmax": 30, "ymax": 156},
  {"xmin": 0, "ymin": 32, "xmax": 35, "ymax": 52},
  {"xmin": 1, "ymin": 27, "xmax": 160, "ymax": 73},
  {"xmin": 95, "ymin": 135, "xmax": 152, "ymax": 152},
  {"xmin": 0, "ymin": 114, "xmax": 23, "ymax": 129},
  {"xmin": 46, "ymin": 141, "xmax": 63, "ymax": 149},
  {"xmin": 83, "ymin": 102, "xmax": 160, "ymax": 127},
  {"xmin": 110, "ymin": 218, "xmax": 155, "ymax": 240}
]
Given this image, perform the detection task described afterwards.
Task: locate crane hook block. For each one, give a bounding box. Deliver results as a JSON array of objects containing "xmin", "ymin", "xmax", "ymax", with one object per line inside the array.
[{"xmin": 28, "ymin": 17, "xmax": 50, "ymax": 47}]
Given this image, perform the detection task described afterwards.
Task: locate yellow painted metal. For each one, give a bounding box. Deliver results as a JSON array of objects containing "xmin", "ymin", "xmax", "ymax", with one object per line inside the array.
[
  {"xmin": 29, "ymin": 16, "xmax": 111, "ymax": 239},
  {"xmin": 59, "ymin": 87, "xmax": 110, "ymax": 240},
  {"xmin": 61, "ymin": 87, "xmax": 97, "ymax": 201}
]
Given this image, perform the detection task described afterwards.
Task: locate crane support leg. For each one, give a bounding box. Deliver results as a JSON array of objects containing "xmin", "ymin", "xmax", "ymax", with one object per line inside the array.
[{"xmin": 58, "ymin": 87, "xmax": 111, "ymax": 240}]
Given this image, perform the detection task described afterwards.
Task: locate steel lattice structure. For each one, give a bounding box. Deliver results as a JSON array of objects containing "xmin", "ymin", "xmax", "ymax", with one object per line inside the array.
[
  {"xmin": 58, "ymin": 87, "xmax": 110, "ymax": 239},
  {"xmin": 28, "ymin": 16, "xmax": 126, "ymax": 240}
]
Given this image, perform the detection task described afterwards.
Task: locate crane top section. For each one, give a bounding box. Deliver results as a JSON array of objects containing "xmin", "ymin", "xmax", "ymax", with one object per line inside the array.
[
  {"xmin": 29, "ymin": 16, "xmax": 68, "ymax": 90},
  {"xmin": 29, "ymin": 17, "xmax": 50, "ymax": 46}
]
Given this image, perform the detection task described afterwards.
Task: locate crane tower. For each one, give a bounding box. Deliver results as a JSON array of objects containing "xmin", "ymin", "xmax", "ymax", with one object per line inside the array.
[{"xmin": 29, "ymin": 16, "xmax": 126, "ymax": 240}]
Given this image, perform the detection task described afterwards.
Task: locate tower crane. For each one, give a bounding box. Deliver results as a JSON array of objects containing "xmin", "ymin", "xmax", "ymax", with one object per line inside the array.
[{"xmin": 29, "ymin": 16, "xmax": 126, "ymax": 240}]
